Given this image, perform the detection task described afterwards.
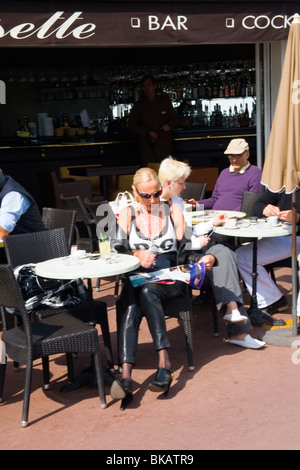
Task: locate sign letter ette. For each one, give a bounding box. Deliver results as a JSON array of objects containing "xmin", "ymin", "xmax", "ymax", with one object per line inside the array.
[{"xmin": 0, "ymin": 11, "xmax": 96, "ymax": 40}]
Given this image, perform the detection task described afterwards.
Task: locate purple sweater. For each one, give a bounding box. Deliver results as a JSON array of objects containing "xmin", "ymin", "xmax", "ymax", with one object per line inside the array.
[{"xmin": 198, "ymin": 165, "xmax": 264, "ymax": 211}]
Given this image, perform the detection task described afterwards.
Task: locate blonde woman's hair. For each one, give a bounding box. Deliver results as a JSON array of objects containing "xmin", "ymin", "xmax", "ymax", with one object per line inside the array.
[
  {"xmin": 132, "ymin": 167, "xmax": 159, "ymax": 191},
  {"xmin": 158, "ymin": 156, "xmax": 191, "ymax": 186}
]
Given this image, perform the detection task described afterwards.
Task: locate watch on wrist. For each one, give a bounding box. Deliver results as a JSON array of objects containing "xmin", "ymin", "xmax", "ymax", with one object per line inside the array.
[{"xmin": 149, "ymin": 245, "xmax": 158, "ymax": 256}]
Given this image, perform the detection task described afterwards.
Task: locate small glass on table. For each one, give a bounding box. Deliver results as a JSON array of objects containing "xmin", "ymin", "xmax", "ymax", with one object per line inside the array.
[{"xmin": 98, "ymin": 235, "xmax": 111, "ymax": 258}]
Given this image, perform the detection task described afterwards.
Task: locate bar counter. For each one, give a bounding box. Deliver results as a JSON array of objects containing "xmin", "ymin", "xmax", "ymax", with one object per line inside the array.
[{"xmin": 0, "ymin": 126, "xmax": 256, "ymax": 208}]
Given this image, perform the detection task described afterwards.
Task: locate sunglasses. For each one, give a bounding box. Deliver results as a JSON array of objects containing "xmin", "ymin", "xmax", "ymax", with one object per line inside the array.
[
  {"xmin": 228, "ymin": 151, "xmax": 248, "ymax": 159},
  {"xmin": 136, "ymin": 188, "xmax": 162, "ymax": 199}
]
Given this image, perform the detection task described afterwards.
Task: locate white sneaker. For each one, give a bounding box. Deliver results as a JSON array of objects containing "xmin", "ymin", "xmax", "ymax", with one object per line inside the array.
[
  {"xmin": 228, "ymin": 334, "xmax": 266, "ymax": 350},
  {"xmin": 223, "ymin": 309, "xmax": 248, "ymax": 324}
]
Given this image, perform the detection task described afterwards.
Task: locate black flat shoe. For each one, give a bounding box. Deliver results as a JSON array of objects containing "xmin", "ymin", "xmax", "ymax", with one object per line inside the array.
[
  {"xmin": 148, "ymin": 368, "xmax": 173, "ymax": 396},
  {"xmin": 110, "ymin": 379, "xmax": 133, "ymax": 410}
]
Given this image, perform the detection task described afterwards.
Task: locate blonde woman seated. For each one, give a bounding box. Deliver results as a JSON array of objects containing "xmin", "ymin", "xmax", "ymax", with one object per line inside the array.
[
  {"xmin": 158, "ymin": 156, "xmax": 265, "ymax": 350},
  {"xmin": 111, "ymin": 167, "xmax": 212, "ymax": 410}
]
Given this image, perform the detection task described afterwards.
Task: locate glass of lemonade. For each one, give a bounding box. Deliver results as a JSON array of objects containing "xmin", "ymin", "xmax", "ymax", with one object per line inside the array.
[{"xmin": 98, "ymin": 236, "xmax": 111, "ymax": 258}]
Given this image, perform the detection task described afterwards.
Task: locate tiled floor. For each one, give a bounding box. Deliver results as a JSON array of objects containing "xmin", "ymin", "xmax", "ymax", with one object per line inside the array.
[{"xmin": 1, "ymin": 270, "xmax": 299, "ymax": 450}]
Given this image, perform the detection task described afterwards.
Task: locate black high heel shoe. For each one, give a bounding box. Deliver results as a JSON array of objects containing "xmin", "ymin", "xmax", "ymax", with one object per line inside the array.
[
  {"xmin": 148, "ymin": 368, "xmax": 174, "ymax": 396},
  {"xmin": 110, "ymin": 379, "xmax": 133, "ymax": 410}
]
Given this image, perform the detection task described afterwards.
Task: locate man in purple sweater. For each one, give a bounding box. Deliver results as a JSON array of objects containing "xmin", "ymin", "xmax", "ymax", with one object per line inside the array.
[{"xmin": 196, "ymin": 138, "xmax": 264, "ymax": 211}]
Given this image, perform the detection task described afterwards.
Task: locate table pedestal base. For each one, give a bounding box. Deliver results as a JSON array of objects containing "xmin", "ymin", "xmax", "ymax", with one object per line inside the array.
[
  {"xmin": 60, "ymin": 365, "xmax": 115, "ymax": 392},
  {"xmin": 247, "ymin": 306, "xmax": 286, "ymax": 326}
]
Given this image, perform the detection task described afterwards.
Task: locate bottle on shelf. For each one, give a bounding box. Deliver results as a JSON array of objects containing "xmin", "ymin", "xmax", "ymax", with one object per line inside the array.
[
  {"xmin": 23, "ymin": 113, "xmax": 29, "ymax": 132},
  {"xmin": 244, "ymin": 103, "xmax": 249, "ymax": 119},
  {"xmin": 239, "ymin": 103, "xmax": 244, "ymax": 119},
  {"xmin": 251, "ymin": 104, "xmax": 256, "ymax": 127}
]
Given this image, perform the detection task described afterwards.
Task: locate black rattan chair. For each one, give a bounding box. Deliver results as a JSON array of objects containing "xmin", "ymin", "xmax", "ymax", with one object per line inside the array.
[
  {"xmin": 181, "ymin": 182, "xmax": 207, "ymax": 201},
  {"xmin": 84, "ymin": 198, "xmax": 120, "ymax": 296},
  {"xmin": 0, "ymin": 264, "xmax": 107, "ymax": 427},
  {"xmin": 60, "ymin": 194, "xmax": 98, "ymax": 252},
  {"xmin": 116, "ymin": 289, "xmax": 195, "ymax": 371},
  {"xmin": 42, "ymin": 207, "xmax": 76, "ymax": 248},
  {"xmin": 3, "ymin": 228, "xmax": 113, "ymax": 369},
  {"xmin": 241, "ymin": 191, "xmax": 263, "ymax": 217}
]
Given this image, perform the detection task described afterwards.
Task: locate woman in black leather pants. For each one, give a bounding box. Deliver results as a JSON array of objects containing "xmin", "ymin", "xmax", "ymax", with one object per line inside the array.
[{"xmin": 110, "ymin": 167, "xmax": 215, "ymax": 409}]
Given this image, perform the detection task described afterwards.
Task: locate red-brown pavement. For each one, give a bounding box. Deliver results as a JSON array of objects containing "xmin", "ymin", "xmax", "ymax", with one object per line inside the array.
[{"xmin": 1, "ymin": 269, "xmax": 300, "ymax": 451}]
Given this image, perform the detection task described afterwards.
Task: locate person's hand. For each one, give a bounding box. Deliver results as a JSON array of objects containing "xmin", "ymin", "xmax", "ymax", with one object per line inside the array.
[
  {"xmin": 186, "ymin": 198, "xmax": 197, "ymax": 208},
  {"xmin": 134, "ymin": 249, "xmax": 156, "ymax": 268},
  {"xmin": 198, "ymin": 235, "xmax": 210, "ymax": 247},
  {"xmin": 198, "ymin": 254, "xmax": 215, "ymax": 271},
  {"xmin": 262, "ymin": 204, "xmax": 280, "ymax": 218},
  {"xmin": 0, "ymin": 226, "xmax": 9, "ymax": 239},
  {"xmin": 160, "ymin": 124, "xmax": 171, "ymax": 132},
  {"xmin": 213, "ymin": 213, "xmax": 227, "ymax": 226},
  {"xmin": 149, "ymin": 130, "xmax": 157, "ymax": 142},
  {"xmin": 277, "ymin": 209, "xmax": 295, "ymax": 224}
]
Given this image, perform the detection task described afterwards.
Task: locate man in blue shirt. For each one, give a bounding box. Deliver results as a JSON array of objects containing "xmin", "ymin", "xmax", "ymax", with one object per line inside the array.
[{"xmin": 0, "ymin": 169, "xmax": 45, "ymax": 240}]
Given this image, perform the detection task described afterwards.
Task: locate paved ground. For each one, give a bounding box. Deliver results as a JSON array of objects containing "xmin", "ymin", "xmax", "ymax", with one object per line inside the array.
[{"xmin": 1, "ymin": 268, "xmax": 300, "ymax": 451}]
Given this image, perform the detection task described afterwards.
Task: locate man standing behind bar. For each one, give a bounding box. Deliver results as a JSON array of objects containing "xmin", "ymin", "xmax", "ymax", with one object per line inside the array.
[
  {"xmin": 0, "ymin": 168, "xmax": 45, "ymax": 240},
  {"xmin": 128, "ymin": 75, "xmax": 179, "ymax": 165}
]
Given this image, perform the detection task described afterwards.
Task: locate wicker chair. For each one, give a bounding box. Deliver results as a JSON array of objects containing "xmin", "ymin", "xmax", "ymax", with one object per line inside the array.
[
  {"xmin": 239, "ymin": 191, "xmax": 293, "ymax": 284},
  {"xmin": 3, "ymin": 228, "xmax": 113, "ymax": 369},
  {"xmin": 116, "ymin": 288, "xmax": 195, "ymax": 371},
  {"xmin": 181, "ymin": 182, "xmax": 207, "ymax": 201},
  {"xmin": 0, "ymin": 264, "xmax": 107, "ymax": 427},
  {"xmin": 60, "ymin": 194, "xmax": 98, "ymax": 252},
  {"xmin": 241, "ymin": 191, "xmax": 263, "ymax": 217},
  {"xmin": 49, "ymin": 171, "xmax": 93, "ymax": 209},
  {"xmin": 42, "ymin": 207, "xmax": 76, "ymax": 249},
  {"xmin": 84, "ymin": 198, "xmax": 121, "ymax": 296}
]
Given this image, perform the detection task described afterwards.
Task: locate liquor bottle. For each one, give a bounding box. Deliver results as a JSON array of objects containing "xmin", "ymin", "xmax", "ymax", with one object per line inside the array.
[
  {"xmin": 250, "ymin": 104, "xmax": 256, "ymax": 126},
  {"xmin": 239, "ymin": 103, "xmax": 244, "ymax": 118},
  {"xmin": 230, "ymin": 80, "xmax": 236, "ymax": 97},
  {"xmin": 233, "ymin": 105, "xmax": 239, "ymax": 127},
  {"xmin": 228, "ymin": 106, "xmax": 234, "ymax": 128},
  {"xmin": 224, "ymin": 77, "xmax": 230, "ymax": 97},
  {"xmin": 23, "ymin": 113, "xmax": 29, "ymax": 131},
  {"xmin": 63, "ymin": 113, "xmax": 69, "ymax": 127},
  {"xmin": 244, "ymin": 103, "xmax": 249, "ymax": 119},
  {"xmin": 215, "ymin": 104, "xmax": 222, "ymax": 127}
]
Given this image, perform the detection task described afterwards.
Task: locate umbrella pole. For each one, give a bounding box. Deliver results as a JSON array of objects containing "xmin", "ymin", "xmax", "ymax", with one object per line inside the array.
[{"xmin": 292, "ymin": 192, "xmax": 298, "ymax": 335}]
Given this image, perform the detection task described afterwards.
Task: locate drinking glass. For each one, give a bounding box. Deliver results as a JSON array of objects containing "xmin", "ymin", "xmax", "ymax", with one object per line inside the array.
[{"xmin": 98, "ymin": 236, "xmax": 111, "ymax": 258}]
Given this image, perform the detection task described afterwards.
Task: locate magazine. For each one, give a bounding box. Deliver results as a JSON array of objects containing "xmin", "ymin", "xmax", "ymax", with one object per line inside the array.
[{"xmin": 129, "ymin": 262, "xmax": 206, "ymax": 290}]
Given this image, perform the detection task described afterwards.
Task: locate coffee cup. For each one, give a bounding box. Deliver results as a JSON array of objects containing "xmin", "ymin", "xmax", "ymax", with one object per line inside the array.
[
  {"xmin": 224, "ymin": 219, "xmax": 237, "ymax": 228},
  {"xmin": 257, "ymin": 218, "xmax": 266, "ymax": 229},
  {"xmin": 267, "ymin": 216, "xmax": 279, "ymax": 226}
]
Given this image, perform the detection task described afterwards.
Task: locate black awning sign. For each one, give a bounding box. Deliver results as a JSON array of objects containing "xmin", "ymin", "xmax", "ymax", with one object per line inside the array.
[{"xmin": 0, "ymin": 3, "xmax": 298, "ymax": 46}]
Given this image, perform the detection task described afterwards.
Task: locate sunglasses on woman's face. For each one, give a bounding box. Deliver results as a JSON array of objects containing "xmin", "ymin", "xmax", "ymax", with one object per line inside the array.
[{"xmin": 137, "ymin": 188, "xmax": 162, "ymax": 199}]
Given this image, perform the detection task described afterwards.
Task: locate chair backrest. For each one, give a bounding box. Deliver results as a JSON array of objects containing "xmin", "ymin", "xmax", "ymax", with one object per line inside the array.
[
  {"xmin": 4, "ymin": 228, "xmax": 70, "ymax": 270},
  {"xmin": 50, "ymin": 171, "xmax": 93, "ymax": 209},
  {"xmin": 0, "ymin": 264, "xmax": 31, "ymax": 331},
  {"xmin": 181, "ymin": 182, "xmax": 207, "ymax": 201},
  {"xmin": 241, "ymin": 191, "xmax": 263, "ymax": 217},
  {"xmin": 84, "ymin": 198, "xmax": 117, "ymax": 238},
  {"xmin": 42, "ymin": 207, "xmax": 76, "ymax": 248},
  {"xmin": 84, "ymin": 198, "xmax": 108, "ymax": 221},
  {"xmin": 60, "ymin": 194, "xmax": 94, "ymax": 225},
  {"xmin": 60, "ymin": 194, "xmax": 97, "ymax": 252}
]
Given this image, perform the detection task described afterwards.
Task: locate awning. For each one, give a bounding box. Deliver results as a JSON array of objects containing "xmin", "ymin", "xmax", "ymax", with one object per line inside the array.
[{"xmin": 0, "ymin": 1, "xmax": 298, "ymax": 47}]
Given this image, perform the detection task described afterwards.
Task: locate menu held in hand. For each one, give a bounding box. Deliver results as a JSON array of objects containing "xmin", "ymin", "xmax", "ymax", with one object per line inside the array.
[{"xmin": 129, "ymin": 262, "xmax": 206, "ymax": 289}]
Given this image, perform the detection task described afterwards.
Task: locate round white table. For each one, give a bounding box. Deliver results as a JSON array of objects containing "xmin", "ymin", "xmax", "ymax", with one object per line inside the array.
[
  {"xmin": 35, "ymin": 253, "xmax": 140, "ymax": 281},
  {"xmin": 35, "ymin": 253, "xmax": 140, "ymax": 390},
  {"xmin": 215, "ymin": 221, "xmax": 292, "ymax": 326}
]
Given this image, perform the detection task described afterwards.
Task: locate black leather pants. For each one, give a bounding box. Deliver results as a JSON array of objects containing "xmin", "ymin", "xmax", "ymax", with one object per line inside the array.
[{"xmin": 118, "ymin": 278, "xmax": 185, "ymax": 364}]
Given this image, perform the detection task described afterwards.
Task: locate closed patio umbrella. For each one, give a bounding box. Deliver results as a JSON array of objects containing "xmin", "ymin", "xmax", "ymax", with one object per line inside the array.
[{"xmin": 261, "ymin": 13, "xmax": 300, "ymax": 335}]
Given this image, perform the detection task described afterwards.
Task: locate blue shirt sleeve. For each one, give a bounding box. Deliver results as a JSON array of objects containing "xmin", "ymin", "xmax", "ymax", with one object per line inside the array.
[{"xmin": 0, "ymin": 191, "xmax": 31, "ymax": 232}]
